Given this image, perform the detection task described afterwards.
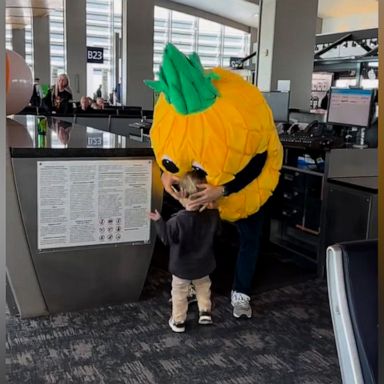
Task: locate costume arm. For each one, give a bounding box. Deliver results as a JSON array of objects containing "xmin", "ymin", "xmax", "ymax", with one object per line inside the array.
[
  {"xmin": 218, "ymin": 128, "xmax": 283, "ymax": 222},
  {"xmin": 224, "ymin": 152, "xmax": 267, "ymax": 194}
]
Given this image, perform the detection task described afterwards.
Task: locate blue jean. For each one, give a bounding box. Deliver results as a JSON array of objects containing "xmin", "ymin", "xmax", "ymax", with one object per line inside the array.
[{"xmin": 233, "ymin": 206, "xmax": 265, "ymax": 295}]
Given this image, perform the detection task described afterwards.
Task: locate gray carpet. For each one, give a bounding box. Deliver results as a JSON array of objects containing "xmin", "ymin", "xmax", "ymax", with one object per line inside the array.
[{"xmin": 6, "ymin": 268, "xmax": 341, "ymax": 384}]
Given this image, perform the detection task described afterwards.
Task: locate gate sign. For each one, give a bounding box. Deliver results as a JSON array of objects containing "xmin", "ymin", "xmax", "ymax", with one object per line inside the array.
[
  {"xmin": 230, "ymin": 57, "xmax": 243, "ymax": 69},
  {"xmin": 87, "ymin": 47, "xmax": 104, "ymax": 64},
  {"xmin": 87, "ymin": 132, "xmax": 104, "ymax": 148}
]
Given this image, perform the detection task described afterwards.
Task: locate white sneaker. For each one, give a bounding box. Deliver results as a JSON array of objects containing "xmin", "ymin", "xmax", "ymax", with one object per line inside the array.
[
  {"xmin": 231, "ymin": 291, "xmax": 252, "ymax": 319},
  {"xmin": 198, "ymin": 311, "xmax": 213, "ymax": 325},
  {"xmin": 168, "ymin": 317, "xmax": 185, "ymax": 333}
]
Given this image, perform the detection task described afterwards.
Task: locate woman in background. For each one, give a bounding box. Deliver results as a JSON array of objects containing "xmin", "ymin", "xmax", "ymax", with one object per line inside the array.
[{"xmin": 43, "ymin": 74, "xmax": 73, "ymax": 114}]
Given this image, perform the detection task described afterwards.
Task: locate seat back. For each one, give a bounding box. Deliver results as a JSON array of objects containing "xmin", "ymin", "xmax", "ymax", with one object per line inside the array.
[
  {"xmin": 117, "ymin": 106, "xmax": 142, "ymax": 118},
  {"xmin": 74, "ymin": 115, "xmax": 110, "ymax": 132},
  {"xmin": 327, "ymin": 240, "xmax": 378, "ymax": 384}
]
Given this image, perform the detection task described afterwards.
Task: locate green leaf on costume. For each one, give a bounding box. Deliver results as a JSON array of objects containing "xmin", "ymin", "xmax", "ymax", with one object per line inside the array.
[{"xmin": 144, "ymin": 43, "xmax": 220, "ymax": 115}]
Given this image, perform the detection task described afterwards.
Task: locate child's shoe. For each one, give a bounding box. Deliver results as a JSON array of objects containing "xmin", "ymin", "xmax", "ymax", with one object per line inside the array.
[
  {"xmin": 198, "ymin": 311, "xmax": 213, "ymax": 325},
  {"xmin": 169, "ymin": 317, "xmax": 185, "ymax": 333}
]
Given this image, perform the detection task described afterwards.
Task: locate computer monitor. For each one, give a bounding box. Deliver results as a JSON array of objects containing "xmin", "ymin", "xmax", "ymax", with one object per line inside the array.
[
  {"xmin": 262, "ymin": 91, "xmax": 290, "ymax": 123},
  {"xmin": 327, "ymin": 88, "xmax": 373, "ymax": 128}
]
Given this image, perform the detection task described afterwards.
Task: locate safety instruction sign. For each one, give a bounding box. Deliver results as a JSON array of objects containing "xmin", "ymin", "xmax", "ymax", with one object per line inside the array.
[{"xmin": 37, "ymin": 159, "xmax": 152, "ymax": 249}]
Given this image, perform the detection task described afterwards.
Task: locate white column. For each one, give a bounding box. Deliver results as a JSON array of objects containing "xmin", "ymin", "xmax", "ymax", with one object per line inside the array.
[
  {"xmin": 0, "ymin": 1, "xmax": 6, "ymax": 379},
  {"xmin": 257, "ymin": 0, "xmax": 318, "ymax": 110},
  {"xmin": 12, "ymin": 28, "xmax": 26, "ymax": 58},
  {"xmin": 33, "ymin": 16, "xmax": 51, "ymax": 86},
  {"xmin": 121, "ymin": 0, "xmax": 154, "ymax": 109},
  {"xmin": 65, "ymin": 0, "xmax": 87, "ymax": 100}
]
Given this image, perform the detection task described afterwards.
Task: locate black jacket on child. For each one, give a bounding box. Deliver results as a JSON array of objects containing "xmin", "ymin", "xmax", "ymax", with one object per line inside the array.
[{"xmin": 154, "ymin": 209, "xmax": 221, "ymax": 280}]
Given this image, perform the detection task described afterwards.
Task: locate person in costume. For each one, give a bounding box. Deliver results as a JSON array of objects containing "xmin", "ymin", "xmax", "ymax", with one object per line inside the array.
[{"xmin": 145, "ymin": 43, "xmax": 283, "ymax": 318}]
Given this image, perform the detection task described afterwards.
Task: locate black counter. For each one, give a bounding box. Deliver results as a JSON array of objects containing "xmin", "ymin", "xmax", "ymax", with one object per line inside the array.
[
  {"xmin": 6, "ymin": 114, "xmax": 162, "ymax": 317},
  {"xmin": 9, "ymin": 115, "xmax": 152, "ymax": 157},
  {"xmin": 328, "ymin": 176, "xmax": 378, "ymax": 193}
]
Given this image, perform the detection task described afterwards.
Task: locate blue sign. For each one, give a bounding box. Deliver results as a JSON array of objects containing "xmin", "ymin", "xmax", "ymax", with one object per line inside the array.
[{"xmin": 87, "ymin": 47, "xmax": 104, "ymax": 64}]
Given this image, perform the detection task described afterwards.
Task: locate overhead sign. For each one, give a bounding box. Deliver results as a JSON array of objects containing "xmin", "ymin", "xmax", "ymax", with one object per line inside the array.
[
  {"xmin": 230, "ymin": 57, "xmax": 243, "ymax": 69},
  {"xmin": 87, "ymin": 47, "xmax": 104, "ymax": 64}
]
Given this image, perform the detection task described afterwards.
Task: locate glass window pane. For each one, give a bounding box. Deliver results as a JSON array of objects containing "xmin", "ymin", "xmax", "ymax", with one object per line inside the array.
[
  {"xmin": 86, "ymin": 0, "xmax": 122, "ymax": 100},
  {"xmin": 50, "ymin": 8, "xmax": 65, "ymax": 85},
  {"xmin": 6, "ymin": 24, "xmax": 13, "ymax": 50},
  {"xmin": 153, "ymin": 6, "xmax": 251, "ymax": 74}
]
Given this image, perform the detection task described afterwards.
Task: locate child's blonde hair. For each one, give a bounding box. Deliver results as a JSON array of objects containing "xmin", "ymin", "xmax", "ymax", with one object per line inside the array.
[{"xmin": 179, "ymin": 170, "xmax": 206, "ymax": 199}]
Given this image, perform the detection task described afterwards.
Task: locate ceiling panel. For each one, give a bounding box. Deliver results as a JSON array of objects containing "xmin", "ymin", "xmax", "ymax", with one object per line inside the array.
[
  {"xmin": 5, "ymin": 0, "xmax": 379, "ymax": 30},
  {"xmin": 6, "ymin": 0, "xmax": 63, "ymax": 28},
  {"xmin": 318, "ymin": 0, "xmax": 377, "ymax": 18},
  {"xmin": 170, "ymin": 0, "xmax": 260, "ymax": 27}
]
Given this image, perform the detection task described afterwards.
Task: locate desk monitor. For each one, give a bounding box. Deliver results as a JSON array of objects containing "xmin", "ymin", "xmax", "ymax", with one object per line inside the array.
[
  {"xmin": 262, "ymin": 91, "xmax": 290, "ymax": 123},
  {"xmin": 327, "ymin": 88, "xmax": 373, "ymax": 128}
]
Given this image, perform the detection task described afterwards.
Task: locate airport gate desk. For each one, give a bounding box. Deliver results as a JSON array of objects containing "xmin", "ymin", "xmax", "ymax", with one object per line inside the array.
[{"xmin": 6, "ymin": 115, "xmax": 163, "ymax": 318}]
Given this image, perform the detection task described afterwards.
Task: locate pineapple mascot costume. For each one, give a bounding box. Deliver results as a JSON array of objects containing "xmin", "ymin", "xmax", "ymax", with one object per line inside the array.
[{"xmin": 146, "ymin": 43, "xmax": 283, "ymax": 318}]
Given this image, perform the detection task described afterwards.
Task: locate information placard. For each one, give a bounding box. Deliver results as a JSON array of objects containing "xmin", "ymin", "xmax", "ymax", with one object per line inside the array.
[{"xmin": 37, "ymin": 159, "xmax": 152, "ymax": 249}]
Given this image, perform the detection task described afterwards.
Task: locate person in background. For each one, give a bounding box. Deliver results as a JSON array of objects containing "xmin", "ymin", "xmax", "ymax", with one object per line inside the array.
[
  {"xmin": 30, "ymin": 78, "xmax": 43, "ymax": 107},
  {"xmin": 52, "ymin": 120, "xmax": 72, "ymax": 145},
  {"xmin": 76, "ymin": 96, "xmax": 93, "ymax": 113},
  {"xmin": 149, "ymin": 170, "xmax": 222, "ymax": 333},
  {"xmin": 42, "ymin": 74, "xmax": 73, "ymax": 114},
  {"xmin": 116, "ymin": 83, "xmax": 121, "ymax": 103},
  {"xmin": 320, "ymin": 90, "xmax": 329, "ymax": 110},
  {"xmin": 94, "ymin": 97, "xmax": 105, "ymax": 110},
  {"xmin": 96, "ymin": 84, "xmax": 102, "ymax": 98}
]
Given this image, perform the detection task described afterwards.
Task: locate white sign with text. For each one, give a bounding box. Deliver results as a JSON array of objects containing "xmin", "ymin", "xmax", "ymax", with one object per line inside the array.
[{"xmin": 37, "ymin": 159, "xmax": 152, "ymax": 249}]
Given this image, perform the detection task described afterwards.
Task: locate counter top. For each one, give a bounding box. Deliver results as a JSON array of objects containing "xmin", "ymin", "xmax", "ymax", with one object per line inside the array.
[
  {"xmin": 8, "ymin": 115, "xmax": 153, "ymax": 157},
  {"xmin": 328, "ymin": 176, "xmax": 378, "ymax": 192}
]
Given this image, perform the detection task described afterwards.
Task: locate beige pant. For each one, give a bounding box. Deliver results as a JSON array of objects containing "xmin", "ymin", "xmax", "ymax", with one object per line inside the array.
[{"xmin": 171, "ymin": 275, "xmax": 212, "ymax": 323}]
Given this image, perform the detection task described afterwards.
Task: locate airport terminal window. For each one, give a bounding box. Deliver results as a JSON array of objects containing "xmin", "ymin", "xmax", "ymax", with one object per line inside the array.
[
  {"xmin": 47, "ymin": 0, "xmax": 122, "ymax": 95},
  {"xmin": 49, "ymin": 9, "xmax": 66, "ymax": 85},
  {"xmin": 86, "ymin": 0, "xmax": 122, "ymax": 99},
  {"xmin": 222, "ymin": 26, "xmax": 250, "ymax": 67},
  {"xmin": 197, "ymin": 19, "xmax": 221, "ymax": 67},
  {"xmin": 154, "ymin": 6, "xmax": 250, "ymax": 74},
  {"xmin": 6, "ymin": 24, "xmax": 12, "ymax": 50},
  {"xmin": 25, "ymin": 24, "xmax": 34, "ymax": 73}
]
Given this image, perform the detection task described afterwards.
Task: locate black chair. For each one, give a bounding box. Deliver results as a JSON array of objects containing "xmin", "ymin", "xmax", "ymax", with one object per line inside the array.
[
  {"xmin": 327, "ymin": 240, "xmax": 378, "ymax": 384},
  {"xmin": 74, "ymin": 114, "xmax": 111, "ymax": 132},
  {"xmin": 18, "ymin": 106, "xmax": 39, "ymax": 115},
  {"xmin": 109, "ymin": 115, "xmax": 142, "ymax": 136},
  {"xmin": 142, "ymin": 109, "xmax": 154, "ymax": 119},
  {"xmin": 101, "ymin": 108, "xmax": 118, "ymax": 115},
  {"xmin": 117, "ymin": 106, "xmax": 142, "ymax": 118}
]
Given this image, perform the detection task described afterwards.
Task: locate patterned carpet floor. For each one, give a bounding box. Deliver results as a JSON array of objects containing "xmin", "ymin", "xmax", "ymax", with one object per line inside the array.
[{"xmin": 6, "ymin": 268, "xmax": 341, "ymax": 384}]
